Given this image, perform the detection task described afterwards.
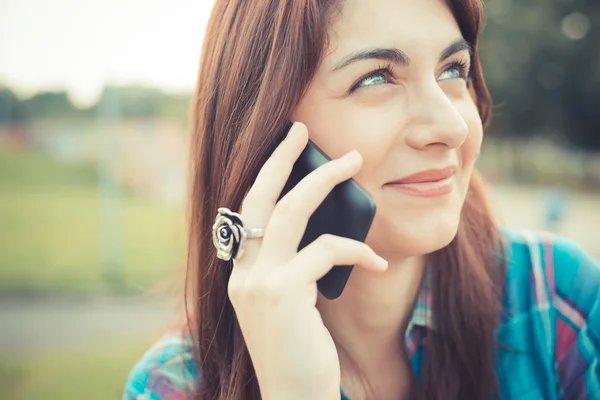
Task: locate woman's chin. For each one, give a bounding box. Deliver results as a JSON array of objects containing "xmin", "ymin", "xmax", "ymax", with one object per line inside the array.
[{"xmin": 367, "ymin": 215, "xmax": 460, "ymax": 257}]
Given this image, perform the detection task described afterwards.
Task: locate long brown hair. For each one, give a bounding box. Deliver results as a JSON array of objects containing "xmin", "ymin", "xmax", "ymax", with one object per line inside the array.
[{"xmin": 185, "ymin": 0, "xmax": 506, "ymax": 399}]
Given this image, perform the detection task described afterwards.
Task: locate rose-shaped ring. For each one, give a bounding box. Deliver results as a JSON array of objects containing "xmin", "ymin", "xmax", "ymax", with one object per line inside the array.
[{"xmin": 212, "ymin": 207, "xmax": 265, "ymax": 261}]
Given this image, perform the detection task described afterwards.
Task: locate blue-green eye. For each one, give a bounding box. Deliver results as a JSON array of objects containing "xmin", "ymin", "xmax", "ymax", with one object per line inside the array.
[
  {"xmin": 350, "ymin": 65, "xmax": 394, "ymax": 93},
  {"xmin": 359, "ymin": 73, "xmax": 388, "ymax": 87},
  {"xmin": 439, "ymin": 60, "xmax": 471, "ymax": 81}
]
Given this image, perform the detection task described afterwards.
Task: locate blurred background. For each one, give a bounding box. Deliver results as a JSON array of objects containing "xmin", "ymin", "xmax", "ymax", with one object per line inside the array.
[{"xmin": 0, "ymin": 0, "xmax": 598, "ymax": 398}]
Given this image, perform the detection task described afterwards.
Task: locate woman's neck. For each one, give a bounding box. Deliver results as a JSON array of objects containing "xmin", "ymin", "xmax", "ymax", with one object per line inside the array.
[{"xmin": 317, "ymin": 254, "xmax": 427, "ymax": 369}]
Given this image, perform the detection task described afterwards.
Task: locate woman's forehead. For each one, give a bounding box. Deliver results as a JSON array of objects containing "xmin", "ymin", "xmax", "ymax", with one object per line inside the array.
[{"xmin": 323, "ymin": 0, "xmax": 463, "ymax": 65}]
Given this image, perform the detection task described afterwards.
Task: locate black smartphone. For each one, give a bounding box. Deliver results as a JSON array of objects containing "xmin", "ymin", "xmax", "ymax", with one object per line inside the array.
[{"xmin": 277, "ymin": 124, "xmax": 377, "ymax": 299}]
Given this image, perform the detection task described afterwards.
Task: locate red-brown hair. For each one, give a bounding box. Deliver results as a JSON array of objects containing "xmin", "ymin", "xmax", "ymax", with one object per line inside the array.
[{"xmin": 185, "ymin": 0, "xmax": 506, "ymax": 399}]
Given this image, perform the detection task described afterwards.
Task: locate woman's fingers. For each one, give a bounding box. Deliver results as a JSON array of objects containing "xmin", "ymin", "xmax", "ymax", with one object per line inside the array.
[
  {"xmin": 260, "ymin": 149, "xmax": 363, "ymax": 263},
  {"xmin": 235, "ymin": 122, "xmax": 309, "ymax": 269},
  {"xmin": 234, "ymin": 121, "xmax": 368, "ymax": 279},
  {"xmin": 287, "ymin": 235, "xmax": 388, "ymax": 284}
]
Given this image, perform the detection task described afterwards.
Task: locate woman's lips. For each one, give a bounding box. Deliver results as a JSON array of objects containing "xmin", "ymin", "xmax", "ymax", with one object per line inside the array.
[
  {"xmin": 386, "ymin": 176, "xmax": 454, "ymax": 197},
  {"xmin": 385, "ymin": 167, "xmax": 456, "ymax": 197}
]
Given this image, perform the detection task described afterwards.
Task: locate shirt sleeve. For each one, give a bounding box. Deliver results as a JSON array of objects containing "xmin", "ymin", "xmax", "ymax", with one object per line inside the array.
[
  {"xmin": 123, "ymin": 333, "xmax": 198, "ymax": 400},
  {"xmin": 552, "ymin": 236, "xmax": 600, "ymax": 399}
]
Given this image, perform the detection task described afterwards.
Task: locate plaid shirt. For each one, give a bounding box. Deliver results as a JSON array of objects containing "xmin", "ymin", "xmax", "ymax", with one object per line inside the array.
[{"xmin": 124, "ymin": 229, "xmax": 600, "ymax": 399}]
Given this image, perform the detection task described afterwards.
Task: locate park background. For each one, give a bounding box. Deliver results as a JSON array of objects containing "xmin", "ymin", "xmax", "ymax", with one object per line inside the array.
[{"xmin": 1, "ymin": 0, "xmax": 599, "ymax": 399}]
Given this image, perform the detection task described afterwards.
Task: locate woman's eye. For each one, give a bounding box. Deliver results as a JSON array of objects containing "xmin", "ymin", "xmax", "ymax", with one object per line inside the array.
[
  {"xmin": 439, "ymin": 61, "xmax": 470, "ymax": 81},
  {"xmin": 358, "ymin": 72, "xmax": 389, "ymax": 88},
  {"xmin": 349, "ymin": 67, "xmax": 393, "ymax": 93}
]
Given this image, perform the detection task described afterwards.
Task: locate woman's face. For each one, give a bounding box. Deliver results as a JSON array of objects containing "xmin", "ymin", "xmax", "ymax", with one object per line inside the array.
[{"xmin": 292, "ymin": 0, "xmax": 482, "ymax": 258}]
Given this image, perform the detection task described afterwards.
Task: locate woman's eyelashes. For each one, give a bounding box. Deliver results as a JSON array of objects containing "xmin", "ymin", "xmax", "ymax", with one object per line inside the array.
[
  {"xmin": 348, "ymin": 57, "xmax": 472, "ymax": 94},
  {"xmin": 349, "ymin": 64, "xmax": 394, "ymax": 93},
  {"xmin": 438, "ymin": 58, "xmax": 472, "ymax": 82}
]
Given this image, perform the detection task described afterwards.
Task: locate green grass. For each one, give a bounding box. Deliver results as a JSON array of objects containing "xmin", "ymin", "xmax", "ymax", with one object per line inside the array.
[
  {"xmin": 0, "ymin": 147, "xmax": 187, "ymax": 296},
  {"xmin": 0, "ymin": 338, "xmax": 156, "ymax": 400}
]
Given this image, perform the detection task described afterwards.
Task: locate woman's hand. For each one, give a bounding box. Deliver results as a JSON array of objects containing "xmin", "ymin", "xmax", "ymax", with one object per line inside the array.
[{"xmin": 228, "ymin": 122, "xmax": 388, "ymax": 400}]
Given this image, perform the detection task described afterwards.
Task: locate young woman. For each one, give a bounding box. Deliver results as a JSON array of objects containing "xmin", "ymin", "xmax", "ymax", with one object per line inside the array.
[{"xmin": 124, "ymin": 0, "xmax": 600, "ymax": 398}]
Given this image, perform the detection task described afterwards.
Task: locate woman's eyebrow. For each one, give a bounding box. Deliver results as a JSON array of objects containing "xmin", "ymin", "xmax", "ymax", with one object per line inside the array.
[
  {"xmin": 331, "ymin": 48, "xmax": 409, "ymax": 72},
  {"xmin": 439, "ymin": 39, "xmax": 473, "ymax": 63},
  {"xmin": 330, "ymin": 38, "xmax": 473, "ymax": 72}
]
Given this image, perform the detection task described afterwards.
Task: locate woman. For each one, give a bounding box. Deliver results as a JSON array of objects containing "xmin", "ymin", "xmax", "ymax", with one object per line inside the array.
[{"xmin": 124, "ymin": 0, "xmax": 600, "ymax": 398}]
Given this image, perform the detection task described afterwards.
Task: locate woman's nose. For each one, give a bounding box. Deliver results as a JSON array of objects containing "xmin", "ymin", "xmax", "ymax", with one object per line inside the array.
[{"xmin": 403, "ymin": 84, "xmax": 469, "ymax": 151}]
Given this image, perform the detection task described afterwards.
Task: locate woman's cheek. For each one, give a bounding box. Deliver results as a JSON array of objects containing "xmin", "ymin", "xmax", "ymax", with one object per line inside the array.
[
  {"xmin": 330, "ymin": 109, "xmax": 398, "ymax": 195},
  {"xmin": 463, "ymin": 124, "xmax": 482, "ymax": 166},
  {"xmin": 458, "ymin": 103, "xmax": 483, "ymax": 199},
  {"xmin": 457, "ymin": 98, "xmax": 483, "ymax": 166}
]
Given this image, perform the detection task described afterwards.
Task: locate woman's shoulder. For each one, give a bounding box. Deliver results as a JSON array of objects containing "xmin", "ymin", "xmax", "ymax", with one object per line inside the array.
[
  {"xmin": 501, "ymin": 228, "xmax": 599, "ymax": 296},
  {"xmin": 123, "ymin": 330, "xmax": 198, "ymax": 400},
  {"xmin": 500, "ymin": 228, "xmax": 599, "ymax": 312},
  {"xmin": 499, "ymin": 228, "xmax": 600, "ymax": 397}
]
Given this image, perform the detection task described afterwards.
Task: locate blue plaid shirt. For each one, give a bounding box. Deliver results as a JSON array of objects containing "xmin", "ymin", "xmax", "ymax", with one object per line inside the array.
[{"xmin": 124, "ymin": 229, "xmax": 600, "ymax": 399}]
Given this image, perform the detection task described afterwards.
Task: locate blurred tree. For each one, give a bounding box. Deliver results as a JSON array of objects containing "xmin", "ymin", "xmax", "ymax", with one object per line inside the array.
[
  {"xmin": 90, "ymin": 86, "xmax": 190, "ymax": 121},
  {"xmin": 481, "ymin": 0, "xmax": 600, "ymax": 151},
  {"xmin": 557, "ymin": 1, "xmax": 600, "ymax": 151},
  {"xmin": 22, "ymin": 90, "xmax": 80, "ymax": 119},
  {"xmin": 0, "ymin": 84, "xmax": 191, "ymax": 123},
  {"xmin": 0, "ymin": 87, "xmax": 27, "ymax": 123}
]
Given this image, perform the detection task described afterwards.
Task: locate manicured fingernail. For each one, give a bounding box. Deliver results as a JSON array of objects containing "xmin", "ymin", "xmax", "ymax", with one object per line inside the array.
[{"xmin": 376, "ymin": 255, "xmax": 388, "ymax": 270}]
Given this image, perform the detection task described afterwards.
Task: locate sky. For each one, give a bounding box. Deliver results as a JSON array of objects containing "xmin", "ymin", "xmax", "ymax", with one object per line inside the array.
[{"xmin": 0, "ymin": 0, "xmax": 215, "ymax": 106}]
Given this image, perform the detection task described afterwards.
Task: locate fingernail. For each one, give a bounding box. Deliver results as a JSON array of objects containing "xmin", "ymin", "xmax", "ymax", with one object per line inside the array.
[
  {"xmin": 376, "ymin": 255, "xmax": 388, "ymax": 270},
  {"xmin": 343, "ymin": 150, "xmax": 361, "ymax": 163}
]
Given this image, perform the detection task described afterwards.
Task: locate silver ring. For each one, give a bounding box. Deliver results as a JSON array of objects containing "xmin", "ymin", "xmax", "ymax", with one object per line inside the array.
[
  {"xmin": 245, "ymin": 228, "xmax": 265, "ymax": 239},
  {"xmin": 212, "ymin": 207, "xmax": 265, "ymax": 261}
]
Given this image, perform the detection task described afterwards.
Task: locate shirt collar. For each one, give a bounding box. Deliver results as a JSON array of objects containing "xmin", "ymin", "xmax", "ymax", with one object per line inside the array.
[{"xmin": 406, "ymin": 265, "xmax": 435, "ymax": 333}]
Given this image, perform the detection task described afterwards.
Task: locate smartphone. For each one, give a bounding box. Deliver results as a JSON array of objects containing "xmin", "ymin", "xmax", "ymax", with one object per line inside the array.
[{"xmin": 277, "ymin": 124, "xmax": 377, "ymax": 299}]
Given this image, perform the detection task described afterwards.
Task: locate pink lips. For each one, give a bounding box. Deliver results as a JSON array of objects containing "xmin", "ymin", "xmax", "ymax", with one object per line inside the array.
[{"xmin": 385, "ymin": 166, "xmax": 456, "ymax": 197}]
